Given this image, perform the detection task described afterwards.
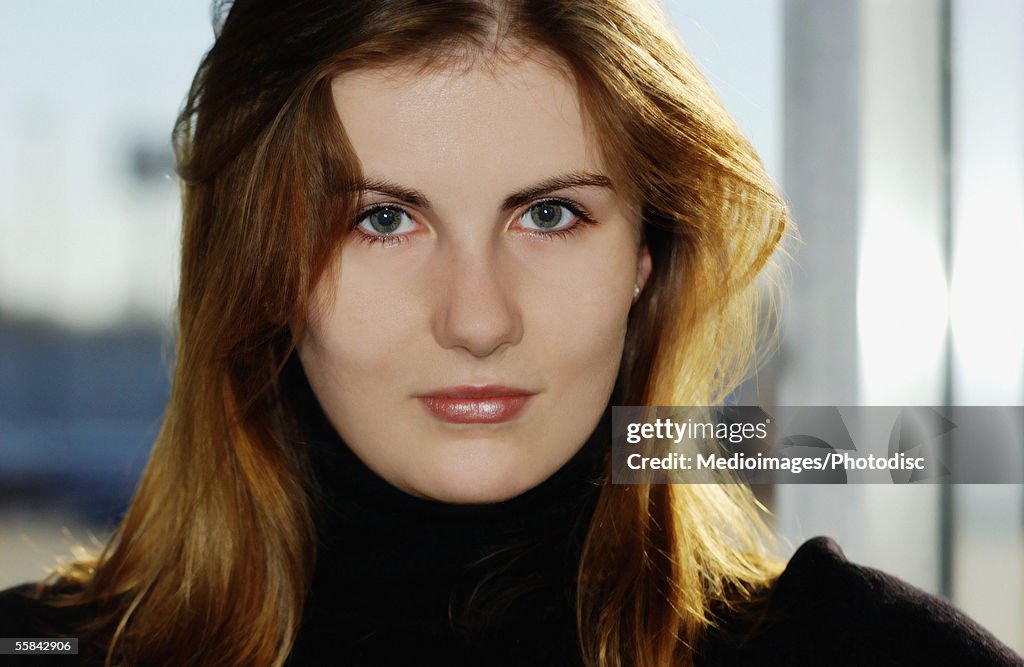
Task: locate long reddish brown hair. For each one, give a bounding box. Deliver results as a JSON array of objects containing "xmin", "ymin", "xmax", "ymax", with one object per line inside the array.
[{"xmin": 39, "ymin": 1, "xmax": 791, "ymax": 664}]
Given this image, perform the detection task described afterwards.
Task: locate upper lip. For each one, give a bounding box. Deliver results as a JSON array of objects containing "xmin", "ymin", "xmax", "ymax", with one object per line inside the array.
[{"xmin": 418, "ymin": 385, "xmax": 536, "ymax": 399}]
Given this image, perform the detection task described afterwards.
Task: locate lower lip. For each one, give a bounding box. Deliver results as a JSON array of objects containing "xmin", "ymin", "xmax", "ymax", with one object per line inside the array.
[{"xmin": 418, "ymin": 395, "xmax": 533, "ymax": 424}]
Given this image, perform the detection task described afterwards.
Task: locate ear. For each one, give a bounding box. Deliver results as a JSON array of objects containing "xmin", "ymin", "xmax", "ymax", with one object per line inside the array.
[{"xmin": 635, "ymin": 243, "xmax": 652, "ymax": 293}]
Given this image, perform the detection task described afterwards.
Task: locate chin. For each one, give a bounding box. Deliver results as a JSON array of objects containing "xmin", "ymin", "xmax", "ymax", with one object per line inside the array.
[{"xmin": 409, "ymin": 453, "xmax": 540, "ymax": 504}]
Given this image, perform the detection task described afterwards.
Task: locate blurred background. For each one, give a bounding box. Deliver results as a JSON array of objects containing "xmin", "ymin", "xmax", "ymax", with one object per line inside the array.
[{"xmin": 1, "ymin": 0, "xmax": 1021, "ymax": 653}]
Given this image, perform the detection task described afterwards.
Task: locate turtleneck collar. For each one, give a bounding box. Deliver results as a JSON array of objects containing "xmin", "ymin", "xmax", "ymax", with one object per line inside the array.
[{"xmin": 282, "ymin": 356, "xmax": 609, "ymax": 665}]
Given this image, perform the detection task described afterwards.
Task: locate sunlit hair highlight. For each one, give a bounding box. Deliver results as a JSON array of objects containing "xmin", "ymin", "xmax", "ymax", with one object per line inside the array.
[{"xmin": 35, "ymin": 1, "xmax": 793, "ymax": 665}]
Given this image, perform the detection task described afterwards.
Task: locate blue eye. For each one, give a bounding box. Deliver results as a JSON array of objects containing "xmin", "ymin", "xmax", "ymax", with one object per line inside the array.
[
  {"xmin": 357, "ymin": 206, "xmax": 415, "ymax": 237},
  {"xmin": 520, "ymin": 201, "xmax": 578, "ymax": 231}
]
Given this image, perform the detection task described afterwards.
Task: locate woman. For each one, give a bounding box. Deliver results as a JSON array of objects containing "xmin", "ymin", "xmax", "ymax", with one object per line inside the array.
[{"xmin": 1, "ymin": 0, "xmax": 1020, "ymax": 665}]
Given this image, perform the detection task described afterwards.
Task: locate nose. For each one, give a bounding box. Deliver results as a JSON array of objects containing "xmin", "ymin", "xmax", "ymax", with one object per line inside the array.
[{"xmin": 431, "ymin": 243, "xmax": 523, "ymax": 358}]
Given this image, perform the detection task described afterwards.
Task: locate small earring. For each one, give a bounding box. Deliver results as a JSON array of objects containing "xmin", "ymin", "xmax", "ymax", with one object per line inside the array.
[{"xmin": 633, "ymin": 284, "xmax": 641, "ymax": 300}]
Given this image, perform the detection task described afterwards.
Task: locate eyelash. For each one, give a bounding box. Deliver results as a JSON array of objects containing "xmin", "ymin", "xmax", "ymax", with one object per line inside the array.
[
  {"xmin": 351, "ymin": 198, "xmax": 598, "ymax": 247},
  {"xmin": 351, "ymin": 207, "xmax": 415, "ymax": 247}
]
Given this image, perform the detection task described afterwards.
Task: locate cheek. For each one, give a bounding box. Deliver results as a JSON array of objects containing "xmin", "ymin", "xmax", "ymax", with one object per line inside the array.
[
  {"xmin": 520, "ymin": 241, "xmax": 635, "ymax": 376},
  {"xmin": 297, "ymin": 263, "xmax": 430, "ymax": 450},
  {"xmin": 304, "ymin": 255, "xmax": 424, "ymax": 378}
]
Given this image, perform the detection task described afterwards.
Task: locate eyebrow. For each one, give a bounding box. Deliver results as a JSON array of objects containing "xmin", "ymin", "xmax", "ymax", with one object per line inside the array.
[{"xmin": 353, "ymin": 171, "xmax": 614, "ymax": 211}]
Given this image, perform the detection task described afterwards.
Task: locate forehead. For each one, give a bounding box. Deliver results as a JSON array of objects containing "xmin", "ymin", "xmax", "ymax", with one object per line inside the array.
[{"xmin": 329, "ymin": 51, "xmax": 607, "ymax": 193}]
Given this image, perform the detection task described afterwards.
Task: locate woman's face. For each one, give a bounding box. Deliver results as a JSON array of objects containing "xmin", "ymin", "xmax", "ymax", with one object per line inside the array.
[{"xmin": 299, "ymin": 50, "xmax": 651, "ymax": 503}]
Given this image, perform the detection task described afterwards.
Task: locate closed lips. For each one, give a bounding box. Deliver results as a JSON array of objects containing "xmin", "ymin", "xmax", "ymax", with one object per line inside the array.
[{"xmin": 417, "ymin": 386, "xmax": 535, "ymax": 424}]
